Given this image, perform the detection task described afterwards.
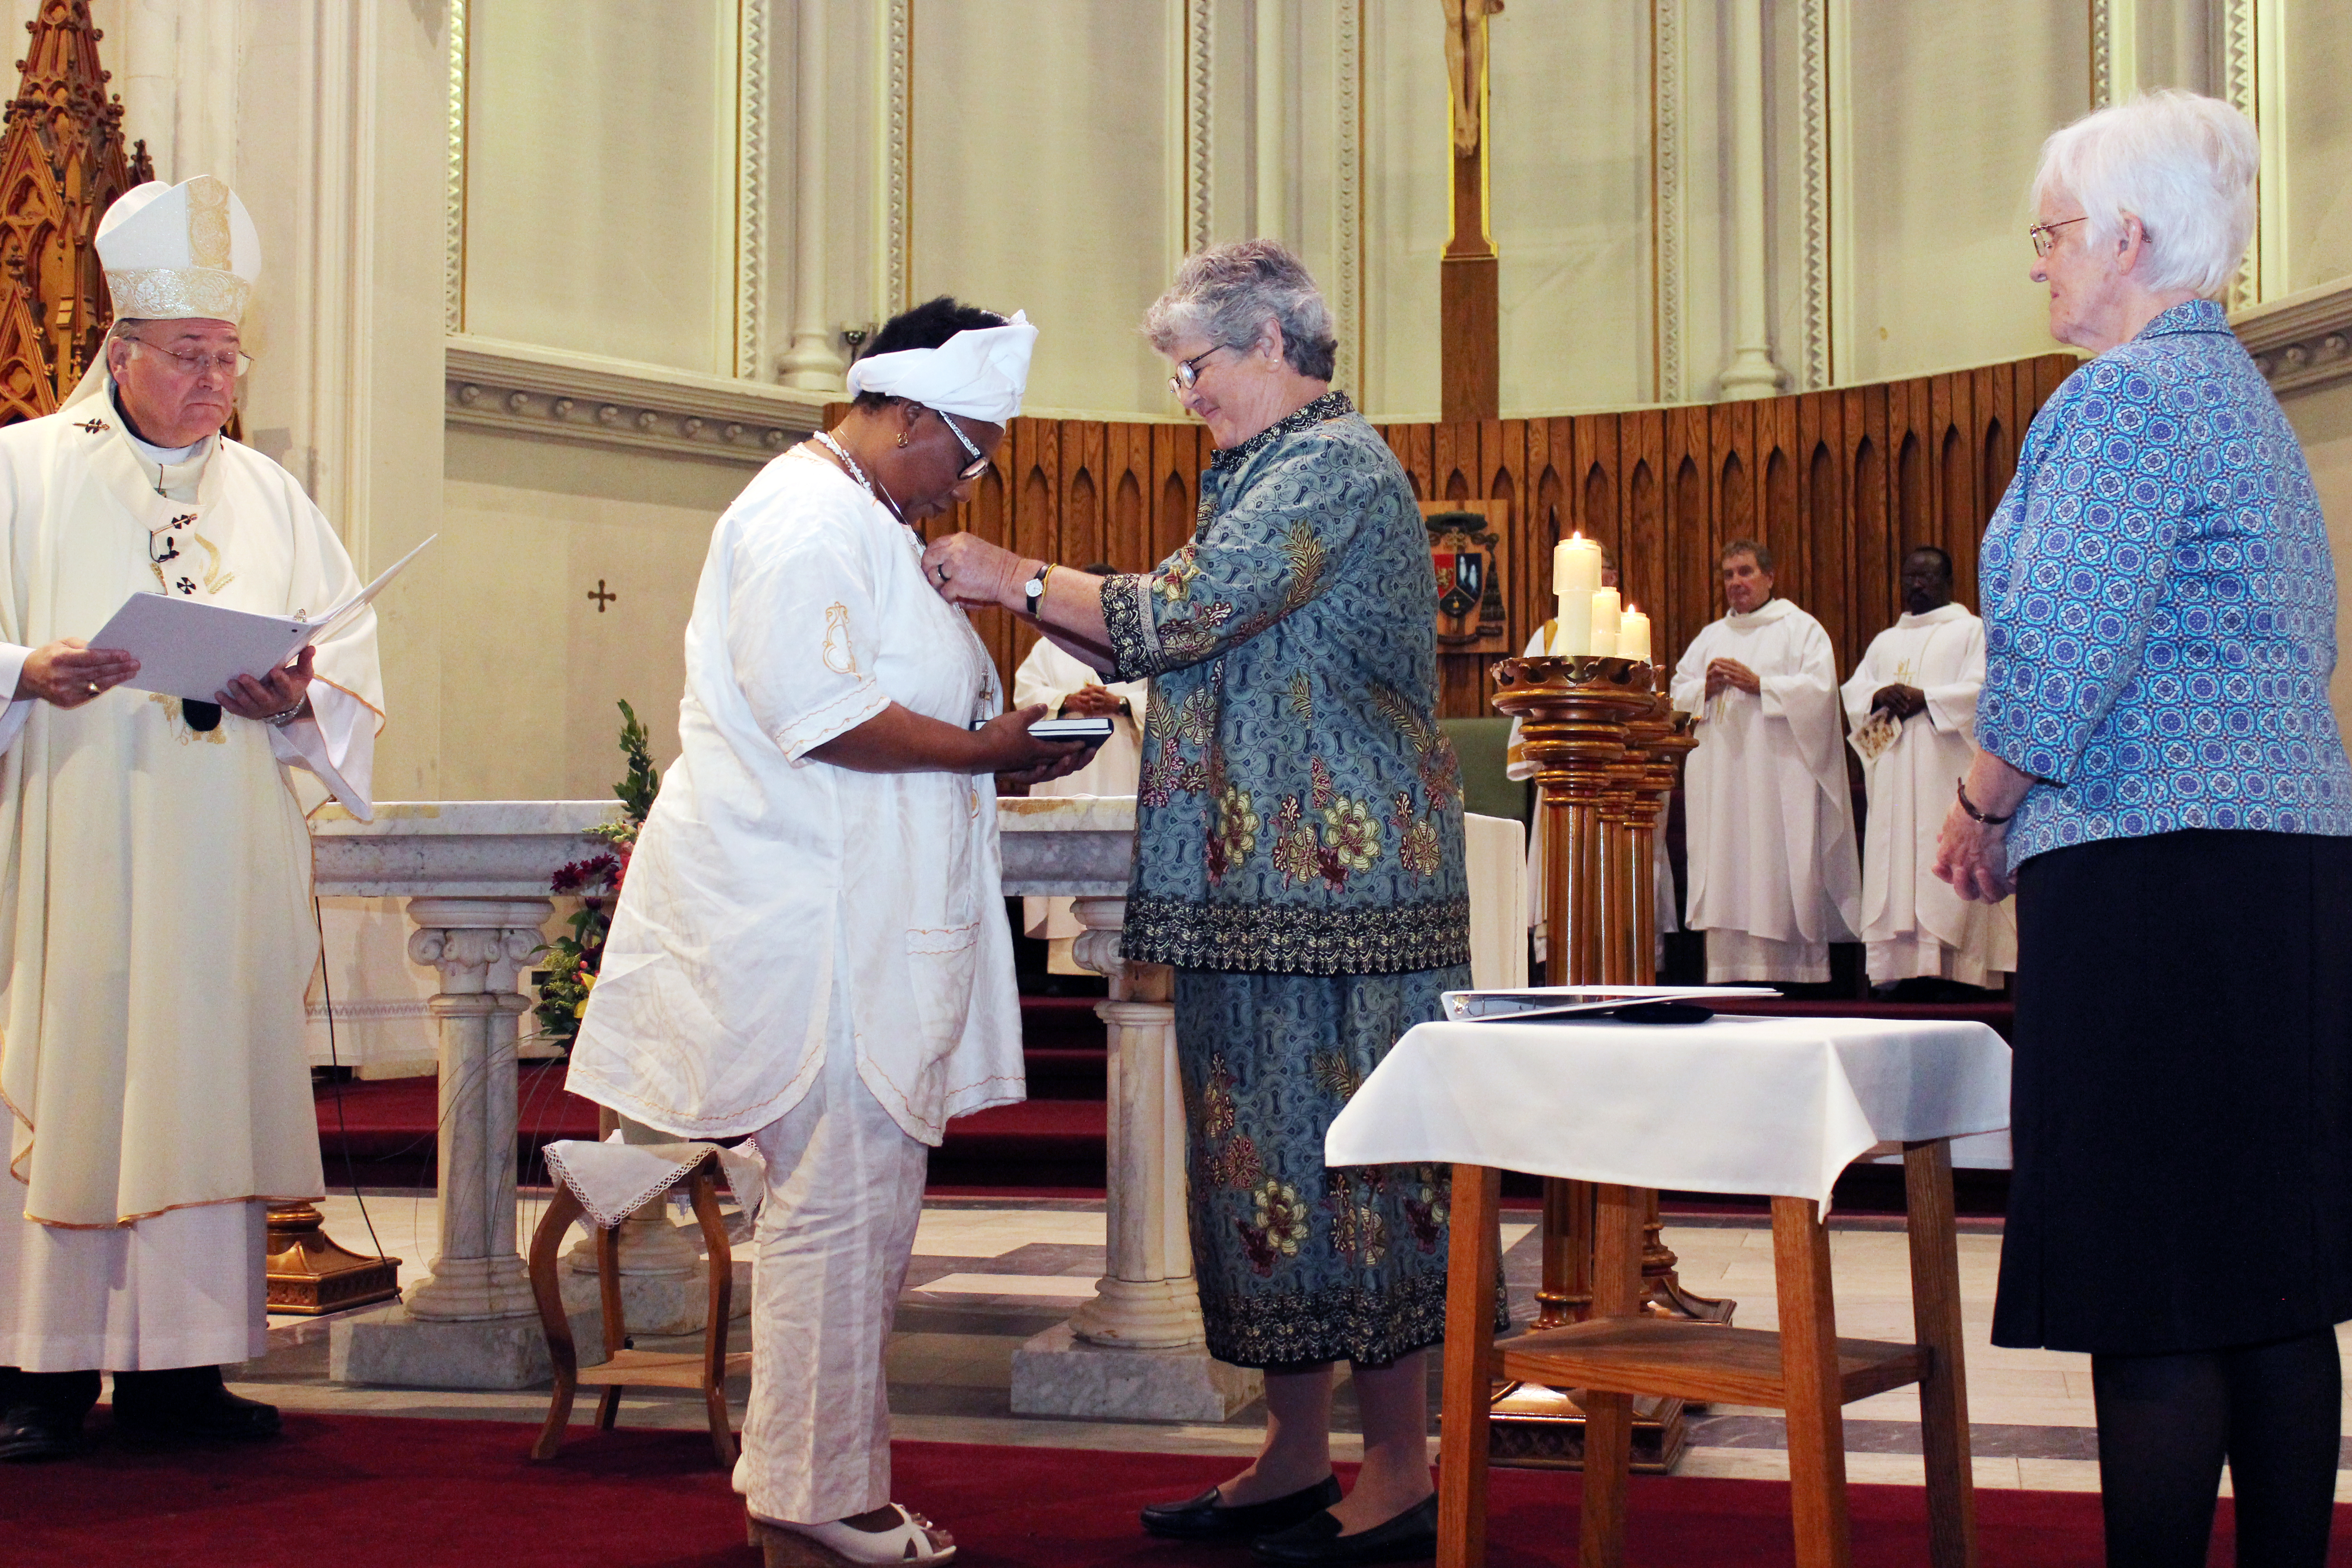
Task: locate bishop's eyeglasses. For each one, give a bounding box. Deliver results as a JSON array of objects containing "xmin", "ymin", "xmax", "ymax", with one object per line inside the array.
[{"xmin": 122, "ymin": 334, "xmax": 254, "ymax": 379}]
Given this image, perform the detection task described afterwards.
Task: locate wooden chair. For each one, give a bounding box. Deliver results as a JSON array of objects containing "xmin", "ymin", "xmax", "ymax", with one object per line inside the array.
[
  {"xmin": 527, "ymin": 1149, "xmax": 752, "ymax": 1465},
  {"xmin": 1437, "ymin": 1140, "xmax": 1977, "ymax": 1568}
]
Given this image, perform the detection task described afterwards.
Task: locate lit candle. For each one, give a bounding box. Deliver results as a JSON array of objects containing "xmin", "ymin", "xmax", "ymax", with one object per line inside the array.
[
  {"xmin": 1589, "ymin": 588, "xmax": 1621, "ymax": 657},
  {"xmin": 1550, "ymin": 589, "xmax": 1593, "ymax": 656},
  {"xmin": 1618, "ymin": 605, "xmax": 1652, "ymax": 663},
  {"xmin": 1553, "ymin": 534, "xmax": 1602, "ymax": 595}
]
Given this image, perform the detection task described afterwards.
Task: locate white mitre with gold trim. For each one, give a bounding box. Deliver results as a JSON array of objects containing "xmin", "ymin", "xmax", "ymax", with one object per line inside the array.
[{"xmin": 96, "ymin": 175, "xmax": 260, "ymax": 324}]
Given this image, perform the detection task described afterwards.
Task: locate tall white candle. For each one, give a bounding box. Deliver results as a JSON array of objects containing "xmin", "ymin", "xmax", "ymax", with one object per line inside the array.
[
  {"xmin": 1553, "ymin": 534, "xmax": 1602, "ymax": 595},
  {"xmin": 1550, "ymin": 590, "xmax": 1593, "ymax": 656},
  {"xmin": 1589, "ymin": 588, "xmax": 1622, "ymax": 657},
  {"xmin": 1618, "ymin": 605, "xmax": 1652, "ymax": 663}
]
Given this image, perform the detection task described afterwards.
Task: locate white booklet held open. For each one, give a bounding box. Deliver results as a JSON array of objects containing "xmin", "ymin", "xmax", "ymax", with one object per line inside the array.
[{"xmin": 88, "ymin": 534, "xmax": 435, "ymax": 704}]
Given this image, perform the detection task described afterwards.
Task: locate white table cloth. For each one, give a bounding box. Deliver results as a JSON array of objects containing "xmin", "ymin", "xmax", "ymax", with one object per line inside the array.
[
  {"xmin": 542, "ymin": 1134, "xmax": 766, "ymax": 1229},
  {"xmin": 1326, "ymin": 1014, "xmax": 2009, "ymax": 1208}
]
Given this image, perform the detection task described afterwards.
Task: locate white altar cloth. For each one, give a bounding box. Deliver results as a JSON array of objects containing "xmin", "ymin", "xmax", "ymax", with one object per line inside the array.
[{"xmin": 1325, "ymin": 1014, "xmax": 2009, "ymax": 1208}]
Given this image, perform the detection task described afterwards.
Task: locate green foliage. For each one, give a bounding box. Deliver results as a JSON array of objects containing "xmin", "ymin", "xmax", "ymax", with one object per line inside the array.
[{"xmin": 530, "ymin": 700, "xmax": 660, "ymax": 1052}]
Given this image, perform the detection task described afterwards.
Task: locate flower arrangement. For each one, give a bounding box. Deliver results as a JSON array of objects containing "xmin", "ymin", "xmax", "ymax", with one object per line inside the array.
[{"xmin": 531, "ymin": 699, "xmax": 659, "ymax": 1051}]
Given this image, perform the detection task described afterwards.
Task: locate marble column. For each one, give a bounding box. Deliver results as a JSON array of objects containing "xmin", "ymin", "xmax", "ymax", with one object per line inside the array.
[
  {"xmin": 1009, "ymin": 898, "xmax": 1260, "ymax": 1420},
  {"xmin": 1718, "ymin": 0, "xmax": 1789, "ymax": 400},
  {"xmin": 1066, "ymin": 897, "xmax": 1201, "ymax": 1349},
  {"xmin": 331, "ymin": 894, "xmax": 601, "ymax": 1388},
  {"xmin": 401, "ymin": 897, "xmax": 547, "ymax": 1322},
  {"xmin": 776, "ymin": 0, "xmax": 846, "ymax": 390}
]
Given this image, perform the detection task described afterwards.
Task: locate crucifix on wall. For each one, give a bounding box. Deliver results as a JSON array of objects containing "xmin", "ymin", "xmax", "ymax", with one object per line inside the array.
[{"xmin": 1440, "ymin": 0, "xmax": 1503, "ymax": 423}]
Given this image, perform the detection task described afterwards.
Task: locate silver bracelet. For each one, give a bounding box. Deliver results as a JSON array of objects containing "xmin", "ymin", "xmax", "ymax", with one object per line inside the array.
[{"xmin": 262, "ymin": 701, "xmax": 306, "ymax": 728}]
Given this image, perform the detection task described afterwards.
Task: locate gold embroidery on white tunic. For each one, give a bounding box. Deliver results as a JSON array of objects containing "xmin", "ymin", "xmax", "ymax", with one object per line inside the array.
[{"xmin": 822, "ymin": 603, "xmax": 857, "ymax": 674}]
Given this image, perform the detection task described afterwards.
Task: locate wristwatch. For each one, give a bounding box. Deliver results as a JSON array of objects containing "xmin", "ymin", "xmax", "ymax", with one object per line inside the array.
[{"xmin": 1023, "ymin": 562, "xmax": 1055, "ymax": 617}]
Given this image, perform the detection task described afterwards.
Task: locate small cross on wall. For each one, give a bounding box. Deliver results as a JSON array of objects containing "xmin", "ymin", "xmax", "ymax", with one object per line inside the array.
[{"xmin": 587, "ymin": 579, "xmax": 617, "ymax": 612}]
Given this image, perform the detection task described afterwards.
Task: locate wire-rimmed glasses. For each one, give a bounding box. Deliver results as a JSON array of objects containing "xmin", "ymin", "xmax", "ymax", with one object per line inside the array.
[
  {"xmin": 122, "ymin": 334, "xmax": 253, "ymax": 379},
  {"xmin": 1168, "ymin": 345, "xmax": 1232, "ymax": 397},
  {"xmin": 2028, "ymin": 217, "xmax": 2088, "ymax": 258}
]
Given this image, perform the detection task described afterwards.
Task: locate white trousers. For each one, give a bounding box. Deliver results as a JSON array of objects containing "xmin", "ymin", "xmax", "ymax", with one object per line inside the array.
[
  {"xmin": 735, "ymin": 1029, "xmax": 929, "ymax": 1526},
  {"xmin": 0, "ymin": 1196, "xmax": 267, "ymax": 1371},
  {"xmin": 1704, "ymin": 928, "xmax": 1830, "ymax": 985}
]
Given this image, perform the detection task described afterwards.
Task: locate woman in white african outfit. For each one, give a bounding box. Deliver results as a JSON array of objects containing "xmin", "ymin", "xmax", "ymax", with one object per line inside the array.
[{"xmin": 566, "ymin": 300, "xmax": 1090, "ymax": 1568}]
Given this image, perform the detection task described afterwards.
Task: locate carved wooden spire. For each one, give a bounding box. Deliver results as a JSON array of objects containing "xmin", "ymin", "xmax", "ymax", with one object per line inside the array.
[{"xmin": 0, "ymin": 0, "xmax": 149, "ymax": 424}]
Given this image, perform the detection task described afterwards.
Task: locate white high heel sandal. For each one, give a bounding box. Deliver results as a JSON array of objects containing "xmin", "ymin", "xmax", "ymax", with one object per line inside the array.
[{"xmin": 748, "ymin": 1504, "xmax": 957, "ymax": 1566}]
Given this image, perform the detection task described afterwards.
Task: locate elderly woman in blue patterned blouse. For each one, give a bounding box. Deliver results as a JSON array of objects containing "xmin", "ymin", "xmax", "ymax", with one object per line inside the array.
[
  {"xmin": 1935, "ymin": 93, "xmax": 2352, "ymax": 1568},
  {"xmin": 923, "ymin": 240, "xmax": 1468, "ymax": 1567}
]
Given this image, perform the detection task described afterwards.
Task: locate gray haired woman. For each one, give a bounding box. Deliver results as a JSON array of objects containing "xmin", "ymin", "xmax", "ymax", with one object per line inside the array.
[
  {"xmin": 923, "ymin": 240, "xmax": 1472, "ymax": 1567},
  {"xmin": 1937, "ymin": 92, "xmax": 2352, "ymax": 1568}
]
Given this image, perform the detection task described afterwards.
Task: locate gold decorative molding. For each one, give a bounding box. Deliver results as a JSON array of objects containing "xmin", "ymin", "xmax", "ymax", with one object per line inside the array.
[
  {"xmin": 445, "ymin": 0, "xmax": 467, "ymax": 334},
  {"xmin": 446, "ymin": 336, "xmax": 830, "ymax": 464},
  {"xmin": 735, "ymin": 0, "xmax": 769, "ymax": 378},
  {"xmin": 1186, "ymin": 0, "xmax": 1215, "ymax": 253},
  {"xmin": 1334, "ymin": 0, "xmax": 1363, "ymax": 397},
  {"xmin": 2088, "ymin": 0, "xmax": 2133, "ymax": 109},
  {"xmin": 1650, "ymin": 0, "xmax": 1684, "ymax": 402},
  {"xmin": 2234, "ymin": 279, "xmax": 2352, "ymax": 396},
  {"xmin": 879, "ymin": 0, "xmax": 912, "ymax": 315},
  {"xmin": 1798, "ymin": 0, "xmax": 1829, "ymax": 392}
]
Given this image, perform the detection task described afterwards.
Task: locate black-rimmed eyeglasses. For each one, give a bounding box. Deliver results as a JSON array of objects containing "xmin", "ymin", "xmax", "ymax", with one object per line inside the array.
[
  {"xmin": 1168, "ymin": 345, "xmax": 1232, "ymax": 396},
  {"xmin": 2028, "ymin": 217, "xmax": 2089, "ymax": 258},
  {"xmin": 934, "ymin": 409, "xmax": 992, "ymax": 480}
]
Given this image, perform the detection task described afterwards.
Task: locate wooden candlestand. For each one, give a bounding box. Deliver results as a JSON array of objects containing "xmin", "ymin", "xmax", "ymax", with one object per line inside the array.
[{"xmin": 1480, "ymin": 660, "xmax": 1729, "ymax": 1470}]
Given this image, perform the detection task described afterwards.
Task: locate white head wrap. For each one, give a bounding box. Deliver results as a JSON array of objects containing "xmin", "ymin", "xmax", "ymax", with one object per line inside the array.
[
  {"xmin": 97, "ymin": 176, "xmax": 261, "ymax": 325},
  {"xmin": 843, "ymin": 309, "xmax": 1036, "ymax": 425}
]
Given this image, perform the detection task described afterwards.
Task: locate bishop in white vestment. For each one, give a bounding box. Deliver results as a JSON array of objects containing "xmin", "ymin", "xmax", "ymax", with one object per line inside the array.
[
  {"xmin": 1669, "ymin": 542, "xmax": 1860, "ymax": 984},
  {"xmin": 1010, "ymin": 609, "xmax": 1147, "ymax": 970},
  {"xmin": 0, "ymin": 178, "xmax": 382, "ymax": 1459},
  {"xmin": 1840, "ymin": 547, "xmax": 2015, "ymax": 990}
]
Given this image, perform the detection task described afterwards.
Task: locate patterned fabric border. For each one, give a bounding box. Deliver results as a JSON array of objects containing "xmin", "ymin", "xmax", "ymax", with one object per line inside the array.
[
  {"xmin": 1122, "ymin": 893, "xmax": 1470, "ymax": 975},
  {"xmin": 1101, "ymin": 571, "xmax": 1157, "ymax": 685}
]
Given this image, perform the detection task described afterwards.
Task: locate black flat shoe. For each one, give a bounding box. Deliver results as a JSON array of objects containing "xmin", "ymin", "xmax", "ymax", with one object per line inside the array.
[
  {"xmin": 1141, "ymin": 1475, "xmax": 1343, "ymax": 1541},
  {"xmin": 112, "ymin": 1367, "xmax": 280, "ymax": 1445},
  {"xmin": 0, "ymin": 1401, "xmax": 81, "ymax": 1463},
  {"xmin": 1250, "ymin": 1494, "xmax": 1438, "ymax": 1566}
]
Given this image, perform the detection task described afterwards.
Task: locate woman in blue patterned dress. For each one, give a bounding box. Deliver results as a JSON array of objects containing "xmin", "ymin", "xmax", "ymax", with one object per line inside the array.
[
  {"xmin": 922, "ymin": 240, "xmax": 1469, "ymax": 1567},
  {"xmin": 1936, "ymin": 93, "xmax": 2352, "ymax": 1568}
]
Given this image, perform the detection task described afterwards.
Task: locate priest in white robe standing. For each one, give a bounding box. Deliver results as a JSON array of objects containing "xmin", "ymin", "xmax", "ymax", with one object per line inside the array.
[
  {"xmin": 1670, "ymin": 539, "xmax": 1859, "ymax": 984},
  {"xmin": 0, "ymin": 176, "xmax": 382, "ymax": 1461},
  {"xmin": 1010, "ymin": 569, "xmax": 1148, "ymax": 974},
  {"xmin": 1842, "ymin": 546, "xmax": 2014, "ymax": 994}
]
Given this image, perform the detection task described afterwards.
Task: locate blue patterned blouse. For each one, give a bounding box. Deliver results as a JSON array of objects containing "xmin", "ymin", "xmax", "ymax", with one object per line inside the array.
[
  {"xmin": 1101, "ymin": 391, "xmax": 1471, "ymax": 974},
  {"xmin": 1977, "ymin": 298, "xmax": 2352, "ymax": 868}
]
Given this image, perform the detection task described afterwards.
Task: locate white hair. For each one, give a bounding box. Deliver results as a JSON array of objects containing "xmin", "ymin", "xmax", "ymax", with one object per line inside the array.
[{"xmin": 2031, "ymin": 90, "xmax": 2259, "ymax": 298}]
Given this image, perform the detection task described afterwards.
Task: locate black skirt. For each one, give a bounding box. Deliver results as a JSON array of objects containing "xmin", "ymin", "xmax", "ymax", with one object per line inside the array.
[{"xmin": 1992, "ymin": 829, "xmax": 2352, "ymax": 1355}]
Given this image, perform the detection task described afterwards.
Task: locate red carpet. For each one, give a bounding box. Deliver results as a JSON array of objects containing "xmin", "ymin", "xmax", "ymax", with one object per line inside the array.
[{"xmin": 6, "ymin": 1412, "xmax": 2328, "ymax": 1567}]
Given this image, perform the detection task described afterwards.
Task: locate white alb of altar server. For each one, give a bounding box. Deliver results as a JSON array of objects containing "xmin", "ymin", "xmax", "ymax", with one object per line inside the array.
[
  {"xmin": 1839, "ymin": 557, "xmax": 2015, "ymax": 990},
  {"xmin": 1010, "ymin": 630, "xmax": 1147, "ymax": 970},
  {"xmin": 0, "ymin": 178, "xmax": 382, "ymax": 1410},
  {"xmin": 1670, "ymin": 543, "xmax": 1859, "ymax": 984}
]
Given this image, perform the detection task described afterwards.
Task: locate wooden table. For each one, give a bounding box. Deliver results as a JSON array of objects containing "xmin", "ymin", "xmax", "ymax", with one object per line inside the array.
[
  {"xmin": 1320, "ymin": 1011, "xmax": 2006, "ymax": 1568},
  {"xmin": 1440, "ymin": 1145, "xmax": 1974, "ymax": 1568}
]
